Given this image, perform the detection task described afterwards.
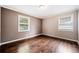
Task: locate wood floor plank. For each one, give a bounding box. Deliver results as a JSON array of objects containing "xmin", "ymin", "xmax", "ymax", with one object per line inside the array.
[{"xmin": 1, "ymin": 35, "xmax": 79, "ymax": 53}]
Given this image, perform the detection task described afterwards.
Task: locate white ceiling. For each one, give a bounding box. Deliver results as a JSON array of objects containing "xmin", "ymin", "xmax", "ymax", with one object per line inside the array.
[{"xmin": 1, "ymin": 5, "xmax": 79, "ymax": 19}]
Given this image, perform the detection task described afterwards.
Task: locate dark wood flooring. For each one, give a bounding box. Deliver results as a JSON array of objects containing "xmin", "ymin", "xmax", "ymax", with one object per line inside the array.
[{"xmin": 0, "ymin": 35, "xmax": 79, "ymax": 53}]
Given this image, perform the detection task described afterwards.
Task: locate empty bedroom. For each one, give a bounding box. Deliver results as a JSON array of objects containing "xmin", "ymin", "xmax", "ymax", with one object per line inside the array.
[{"xmin": 0, "ymin": 5, "xmax": 79, "ymax": 53}]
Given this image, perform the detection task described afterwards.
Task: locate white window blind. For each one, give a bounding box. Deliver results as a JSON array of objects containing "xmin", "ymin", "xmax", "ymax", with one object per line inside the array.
[
  {"xmin": 58, "ymin": 15, "xmax": 73, "ymax": 31},
  {"xmin": 18, "ymin": 15, "xmax": 30, "ymax": 32}
]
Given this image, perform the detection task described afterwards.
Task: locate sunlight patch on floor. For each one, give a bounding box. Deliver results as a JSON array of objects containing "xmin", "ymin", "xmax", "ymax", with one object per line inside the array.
[
  {"xmin": 56, "ymin": 43, "xmax": 77, "ymax": 53},
  {"xmin": 17, "ymin": 44, "xmax": 30, "ymax": 53}
]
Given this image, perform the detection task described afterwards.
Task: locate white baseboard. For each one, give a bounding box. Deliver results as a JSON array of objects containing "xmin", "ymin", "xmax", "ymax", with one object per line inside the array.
[
  {"xmin": 42, "ymin": 33, "xmax": 78, "ymax": 43},
  {"xmin": 1, "ymin": 33, "xmax": 78, "ymax": 46},
  {"xmin": 0, "ymin": 34, "xmax": 41, "ymax": 45}
]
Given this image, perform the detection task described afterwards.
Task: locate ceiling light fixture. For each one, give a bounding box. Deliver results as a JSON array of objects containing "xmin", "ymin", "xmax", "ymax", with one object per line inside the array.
[{"xmin": 38, "ymin": 5, "xmax": 47, "ymax": 9}]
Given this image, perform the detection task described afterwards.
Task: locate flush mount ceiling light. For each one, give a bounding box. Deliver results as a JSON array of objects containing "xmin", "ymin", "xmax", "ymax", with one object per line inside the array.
[{"xmin": 38, "ymin": 5, "xmax": 47, "ymax": 9}]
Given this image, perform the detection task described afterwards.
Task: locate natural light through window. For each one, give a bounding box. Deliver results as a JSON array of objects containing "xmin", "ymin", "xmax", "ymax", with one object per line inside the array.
[
  {"xmin": 58, "ymin": 15, "xmax": 73, "ymax": 31},
  {"xmin": 18, "ymin": 15, "xmax": 30, "ymax": 32}
]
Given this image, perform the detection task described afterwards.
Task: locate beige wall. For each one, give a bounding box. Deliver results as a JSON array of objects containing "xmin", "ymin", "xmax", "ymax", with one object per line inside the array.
[
  {"xmin": 74, "ymin": 11, "xmax": 78, "ymax": 41},
  {"xmin": 1, "ymin": 7, "xmax": 78, "ymax": 43},
  {"xmin": 42, "ymin": 11, "xmax": 78, "ymax": 41},
  {"xmin": 1, "ymin": 8, "xmax": 42, "ymax": 43},
  {"xmin": 78, "ymin": 11, "xmax": 79, "ymax": 42},
  {"xmin": 0, "ymin": 7, "xmax": 1, "ymax": 42}
]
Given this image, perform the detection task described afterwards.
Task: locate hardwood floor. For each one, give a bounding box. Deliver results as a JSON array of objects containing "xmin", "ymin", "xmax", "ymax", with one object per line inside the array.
[{"xmin": 1, "ymin": 35, "xmax": 79, "ymax": 53}]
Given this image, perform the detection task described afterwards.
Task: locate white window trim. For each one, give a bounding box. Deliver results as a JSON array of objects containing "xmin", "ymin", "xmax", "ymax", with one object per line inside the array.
[
  {"xmin": 18, "ymin": 15, "xmax": 30, "ymax": 32},
  {"xmin": 58, "ymin": 14, "xmax": 73, "ymax": 32}
]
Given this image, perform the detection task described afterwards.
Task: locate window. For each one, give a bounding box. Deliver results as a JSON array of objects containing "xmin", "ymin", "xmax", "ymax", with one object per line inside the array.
[
  {"xmin": 18, "ymin": 15, "xmax": 30, "ymax": 32},
  {"xmin": 58, "ymin": 15, "xmax": 73, "ymax": 31}
]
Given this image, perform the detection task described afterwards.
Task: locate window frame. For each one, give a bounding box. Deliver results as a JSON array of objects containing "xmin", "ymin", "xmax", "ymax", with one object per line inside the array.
[
  {"xmin": 58, "ymin": 14, "xmax": 73, "ymax": 32},
  {"xmin": 18, "ymin": 15, "xmax": 30, "ymax": 32}
]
